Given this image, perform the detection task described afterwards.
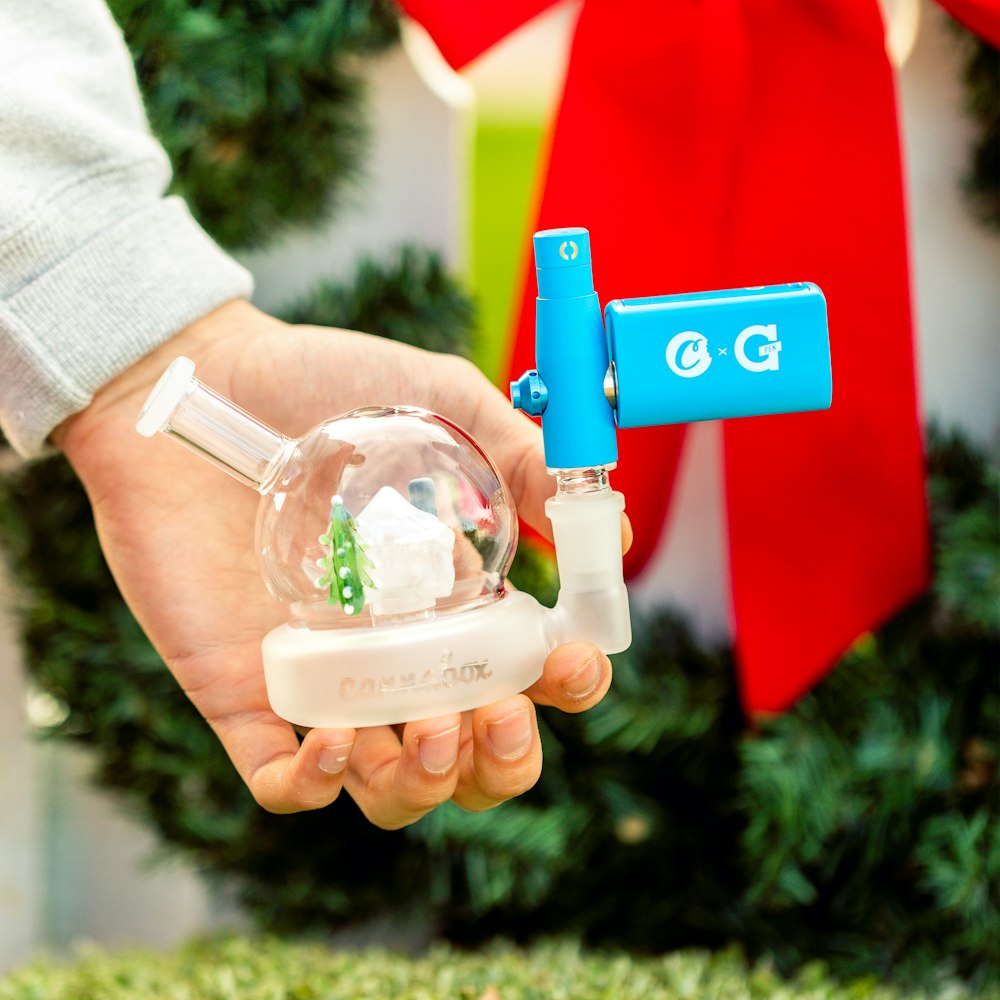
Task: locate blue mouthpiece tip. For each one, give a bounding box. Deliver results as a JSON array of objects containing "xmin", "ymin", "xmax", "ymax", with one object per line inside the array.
[{"xmin": 533, "ymin": 227, "xmax": 594, "ymax": 299}]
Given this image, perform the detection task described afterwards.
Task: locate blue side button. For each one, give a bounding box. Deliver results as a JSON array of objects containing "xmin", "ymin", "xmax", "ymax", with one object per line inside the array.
[{"xmin": 510, "ymin": 370, "xmax": 548, "ymax": 417}]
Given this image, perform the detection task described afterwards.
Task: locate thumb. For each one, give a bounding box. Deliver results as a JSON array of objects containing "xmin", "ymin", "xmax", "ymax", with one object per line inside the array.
[
  {"xmin": 450, "ymin": 367, "xmax": 632, "ymax": 555},
  {"xmin": 451, "ymin": 370, "xmax": 556, "ymax": 542}
]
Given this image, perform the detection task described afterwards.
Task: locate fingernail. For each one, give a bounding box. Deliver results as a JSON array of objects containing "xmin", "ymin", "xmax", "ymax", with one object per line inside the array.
[
  {"xmin": 418, "ymin": 725, "xmax": 460, "ymax": 774},
  {"xmin": 487, "ymin": 708, "xmax": 533, "ymax": 760},
  {"xmin": 560, "ymin": 654, "xmax": 601, "ymax": 699},
  {"xmin": 318, "ymin": 742, "xmax": 353, "ymax": 775}
]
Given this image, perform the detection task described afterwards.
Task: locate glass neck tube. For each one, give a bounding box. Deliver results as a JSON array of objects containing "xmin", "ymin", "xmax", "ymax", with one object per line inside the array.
[
  {"xmin": 550, "ymin": 465, "xmax": 612, "ymax": 495},
  {"xmin": 136, "ymin": 357, "xmax": 291, "ymax": 492}
]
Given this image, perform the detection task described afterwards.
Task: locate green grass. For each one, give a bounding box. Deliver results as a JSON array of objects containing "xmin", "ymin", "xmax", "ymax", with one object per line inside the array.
[
  {"xmin": 468, "ymin": 118, "xmax": 546, "ymax": 384},
  {"xmin": 2, "ymin": 938, "xmax": 994, "ymax": 1000}
]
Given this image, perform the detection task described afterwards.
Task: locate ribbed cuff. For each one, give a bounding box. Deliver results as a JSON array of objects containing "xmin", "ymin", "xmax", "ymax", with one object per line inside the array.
[{"xmin": 0, "ymin": 196, "xmax": 253, "ymax": 457}]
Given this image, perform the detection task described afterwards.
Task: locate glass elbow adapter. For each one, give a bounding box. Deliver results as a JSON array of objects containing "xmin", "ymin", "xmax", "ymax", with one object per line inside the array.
[{"xmin": 136, "ymin": 227, "xmax": 831, "ymax": 729}]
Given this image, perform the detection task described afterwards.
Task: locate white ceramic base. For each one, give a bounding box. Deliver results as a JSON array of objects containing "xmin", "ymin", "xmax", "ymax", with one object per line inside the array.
[{"xmin": 262, "ymin": 591, "xmax": 550, "ymax": 728}]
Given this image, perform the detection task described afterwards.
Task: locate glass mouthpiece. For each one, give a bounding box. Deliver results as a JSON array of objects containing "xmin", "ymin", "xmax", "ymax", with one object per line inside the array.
[{"xmin": 136, "ymin": 356, "xmax": 289, "ymax": 491}]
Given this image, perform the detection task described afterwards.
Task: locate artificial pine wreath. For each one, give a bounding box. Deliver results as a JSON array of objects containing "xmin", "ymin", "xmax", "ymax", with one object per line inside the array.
[
  {"xmin": 106, "ymin": 0, "xmax": 401, "ymax": 248},
  {"xmin": 2, "ymin": 405, "xmax": 995, "ymax": 988}
]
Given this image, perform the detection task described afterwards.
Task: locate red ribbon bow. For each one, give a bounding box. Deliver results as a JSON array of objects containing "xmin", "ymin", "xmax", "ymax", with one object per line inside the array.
[{"xmin": 399, "ymin": 0, "xmax": 999, "ymax": 714}]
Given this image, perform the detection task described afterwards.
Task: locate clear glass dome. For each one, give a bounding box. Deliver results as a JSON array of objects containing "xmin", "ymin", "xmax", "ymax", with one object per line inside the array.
[{"xmin": 257, "ymin": 406, "xmax": 517, "ymax": 628}]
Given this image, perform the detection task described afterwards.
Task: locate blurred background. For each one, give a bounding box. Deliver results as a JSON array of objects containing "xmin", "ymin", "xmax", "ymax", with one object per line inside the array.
[{"xmin": 0, "ymin": 0, "xmax": 996, "ymax": 990}]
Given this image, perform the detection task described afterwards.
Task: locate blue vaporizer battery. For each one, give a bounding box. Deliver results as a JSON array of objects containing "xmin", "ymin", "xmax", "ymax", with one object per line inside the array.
[
  {"xmin": 604, "ymin": 284, "xmax": 832, "ymax": 428},
  {"xmin": 511, "ymin": 228, "xmax": 832, "ymax": 469}
]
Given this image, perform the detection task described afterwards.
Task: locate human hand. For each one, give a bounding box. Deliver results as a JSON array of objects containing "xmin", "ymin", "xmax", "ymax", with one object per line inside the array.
[{"xmin": 54, "ymin": 300, "xmax": 631, "ymax": 828}]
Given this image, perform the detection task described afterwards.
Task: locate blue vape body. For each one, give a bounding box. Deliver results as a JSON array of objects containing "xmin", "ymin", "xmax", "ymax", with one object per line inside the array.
[
  {"xmin": 511, "ymin": 228, "xmax": 619, "ymax": 469},
  {"xmin": 606, "ymin": 283, "xmax": 831, "ymax": 428},
  {"xmin": 511, "ymin": 228, "xmax": 832, "ymax": 467}
]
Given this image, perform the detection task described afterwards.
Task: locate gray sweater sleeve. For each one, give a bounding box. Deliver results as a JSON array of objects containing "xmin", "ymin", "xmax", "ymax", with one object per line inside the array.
[{"xmin": 0, "ymin": 0, "xmax": 254, "ymax": 457}]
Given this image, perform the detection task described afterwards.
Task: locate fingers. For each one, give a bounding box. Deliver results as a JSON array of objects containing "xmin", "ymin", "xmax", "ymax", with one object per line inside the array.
[
  {"xmin": 219, "ymin": 712, "xmax": 358, "ymax": 814},
  {"xmin": 205, "ymin": 647, "xmax": 605, "ymax": 823},
  {"xmin": 620, "ymin": 512, "xmax": 634, "ymax": 555},
  {"xmin": 342, "ymin": 697, "xmax": 544, "ymax": 827},
  {"xmin": 209, "ymin": 640, "xmax": 610, "ymax": 821},
  {"xmin": 451, "ymin": 696, "xmax": 543, "ymax": 812},
  {"xmin": 344, "ymin": 714, "xmax": 464, "ymax": 829},
  {"xmin": 523, "ymin": 641, "xmax": 614, "ymax": 712},
  {"xmin": 243, "ymin": 642, "xmax": 610, "ymax": 818}
]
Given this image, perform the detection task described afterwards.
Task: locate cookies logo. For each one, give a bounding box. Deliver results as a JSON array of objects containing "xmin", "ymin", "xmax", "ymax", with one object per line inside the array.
[{"xmin": 665, "ymin": 331, "xmax": 712, "ymax": 378}]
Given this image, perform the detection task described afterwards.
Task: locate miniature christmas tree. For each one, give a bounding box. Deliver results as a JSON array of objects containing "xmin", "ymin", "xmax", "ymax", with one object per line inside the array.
[{"xmin": 316, "ymin": 496, "xmax": 375, "ymax": 615}]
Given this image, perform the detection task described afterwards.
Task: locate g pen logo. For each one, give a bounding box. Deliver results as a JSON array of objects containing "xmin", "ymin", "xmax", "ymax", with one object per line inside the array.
[
  {"xmin": 665, "ymin": 324, "xmax": 783, "ymax": 379},
  {"xmin": 735, "ymin": 324, "xmax": 782, "ymax": 372},
  {"xmin": 665, "ymin": 331, "xmax": 712, "ymax": 378},
  {"xmin": 558, "ymin": 240, "xmax": 579, "ymax": 261}
]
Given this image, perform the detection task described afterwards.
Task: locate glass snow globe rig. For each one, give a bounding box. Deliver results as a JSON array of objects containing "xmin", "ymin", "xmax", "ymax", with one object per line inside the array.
[{"xmin": 136, "ymin": 226, "xmax": 831, "ymax": 729}]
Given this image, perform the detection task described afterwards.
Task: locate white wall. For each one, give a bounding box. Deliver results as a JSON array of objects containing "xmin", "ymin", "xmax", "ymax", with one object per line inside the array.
[{"xmin": 902, "ymin": 2, "xmax": 1000, "ymax": 447}]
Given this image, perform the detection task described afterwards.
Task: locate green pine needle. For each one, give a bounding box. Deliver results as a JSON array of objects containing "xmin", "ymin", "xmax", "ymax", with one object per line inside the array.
[{"xmin": 104, "ymin": 0, "xmax": 401, "ymax": 249}]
